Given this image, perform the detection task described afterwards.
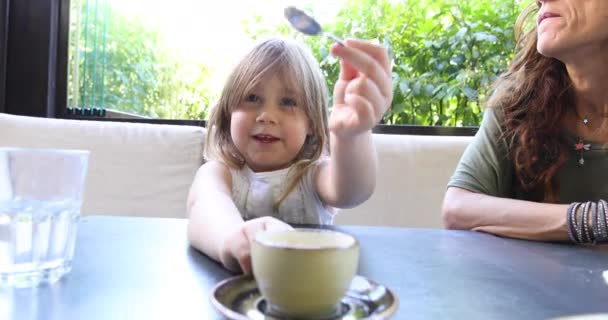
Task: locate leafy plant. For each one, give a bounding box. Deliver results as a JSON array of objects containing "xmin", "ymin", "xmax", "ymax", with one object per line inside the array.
[
  {"xmin": 246, "ymin": 0, "xmax": 526, "ymax": 126},
  {"xmin": 68, "ymin": 2, "xmax": 213, "ymax": 119},
  {"xmin": 69, "ymin": 0, "xmax": 527, "ymax": 125}
]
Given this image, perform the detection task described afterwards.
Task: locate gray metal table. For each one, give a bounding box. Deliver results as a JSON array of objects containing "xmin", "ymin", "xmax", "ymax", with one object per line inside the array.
[{"xmin": 2, "ymin": 216, "xmax": 608, "ymax": 320}]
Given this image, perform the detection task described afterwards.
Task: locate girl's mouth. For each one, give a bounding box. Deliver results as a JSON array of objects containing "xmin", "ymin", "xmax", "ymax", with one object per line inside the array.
[{"xmin": 253, "ymin": 134, "xmax": 280, "ymax": 143}]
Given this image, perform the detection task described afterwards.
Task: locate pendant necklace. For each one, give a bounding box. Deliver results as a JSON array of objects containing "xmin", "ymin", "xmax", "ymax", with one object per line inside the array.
[{"xmin": 575, "ymin": 117, "xmax": 591, "ymax": 165}]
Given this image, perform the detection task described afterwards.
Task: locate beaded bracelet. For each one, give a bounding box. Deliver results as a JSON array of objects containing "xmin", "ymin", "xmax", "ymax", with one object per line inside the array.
[
  {"xmin": 601, "ymin": 200, "xmax": 608, "ymax": 241},
  {"xmin": 598, "ymin": 200, "xmax": 608, "ymax": 242},
  {"xmin": 593, "ymin": 201, "xmax": 601, "ymax": 243},
  {"xmin": 566, "ymin": 200, "xmax": 608, "ymax": 245},
  {"xmin": 567, "ymin": 202, "xmax": 582, "ymax": 244},
  {"xmin": 578, "ymin": 201, "xmax": 588, "ymax": 243}
]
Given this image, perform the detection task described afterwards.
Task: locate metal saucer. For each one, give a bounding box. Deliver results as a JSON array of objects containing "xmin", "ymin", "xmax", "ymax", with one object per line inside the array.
[
  {"xmin": 211, "ymin": 275, "xmax": 398, "ymax": 319},
  {"xmin": 550, "ymin": 315, "xmax": 608, "ymax": 320}
]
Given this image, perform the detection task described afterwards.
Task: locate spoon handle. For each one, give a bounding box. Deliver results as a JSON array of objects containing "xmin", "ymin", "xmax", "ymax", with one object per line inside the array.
[{"xmin": 323, "ymin": 32, "xmax": 345, "ymax": 46}]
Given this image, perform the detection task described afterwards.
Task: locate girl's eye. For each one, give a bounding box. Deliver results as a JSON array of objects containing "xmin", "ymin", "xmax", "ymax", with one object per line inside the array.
[
  {"xmin": 280, "ymin": 97, "xmax": 297, "ymax": 107},
  {"xmin": 245, "ymin": 94, "xmax": 261, "ymax": 103}
]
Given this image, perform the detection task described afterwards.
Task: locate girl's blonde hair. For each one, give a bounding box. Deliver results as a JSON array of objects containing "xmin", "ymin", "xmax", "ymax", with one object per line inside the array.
[{"xmin": 205, "ymin": 37, "xmax": 330, "ymax": 209}]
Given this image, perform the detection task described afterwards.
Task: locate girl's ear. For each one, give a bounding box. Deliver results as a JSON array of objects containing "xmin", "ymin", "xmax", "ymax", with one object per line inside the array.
[
  {"xmin": 307, "ymin": 118, "xmax": 314, "ymax": 135},
  {"xmin": 305, "ymin": 134, "xmax": 318, "ymax": 145}
]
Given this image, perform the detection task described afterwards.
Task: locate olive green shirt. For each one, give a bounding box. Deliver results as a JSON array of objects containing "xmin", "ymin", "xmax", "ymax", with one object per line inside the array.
[{"xmin": 448, "ymin": 108, "xmax": 608, "ymax": 203}]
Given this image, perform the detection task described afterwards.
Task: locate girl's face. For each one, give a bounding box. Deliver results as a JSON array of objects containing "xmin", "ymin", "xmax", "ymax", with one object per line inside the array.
[
  {"xmin": 230, "ymin": 72, "xmax": 311, "ymax": 172},
  {"xmin": 536, "ymin": 0, "xmax": 608, "ymax": 61}
]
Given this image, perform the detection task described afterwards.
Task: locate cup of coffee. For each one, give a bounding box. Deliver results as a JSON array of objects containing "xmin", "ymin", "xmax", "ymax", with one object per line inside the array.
[{"xmin": 251, "ymin": 228, "xmax": 359, "ymax": 318}]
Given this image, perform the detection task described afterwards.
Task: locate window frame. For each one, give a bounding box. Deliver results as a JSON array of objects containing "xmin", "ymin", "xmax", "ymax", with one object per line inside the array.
[
  {"xmin": 1, "ymin": 0, "xmax": 477, "ymax": 137},
  {"xmin": 2, "ymin": 0, "xmax": 68, "ymax": 118},
  {"xmin": 0, "ymin": 0, "xmax": 8, "ymax": 113}
]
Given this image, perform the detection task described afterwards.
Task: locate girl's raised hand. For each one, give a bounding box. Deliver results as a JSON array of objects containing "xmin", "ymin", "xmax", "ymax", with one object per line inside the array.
[{"xmin": 329, "ymin": 39, "xmax": 392, "ymax": 138}]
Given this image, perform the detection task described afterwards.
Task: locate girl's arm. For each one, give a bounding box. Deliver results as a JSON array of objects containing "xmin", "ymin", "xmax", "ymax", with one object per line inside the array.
[
  {"xmin": 315, "ymin": 132, "xmax": 377, "ymax": 208},
  {"xmin": 442, "ymin": 187, "xmax": 569, "ymax": 241},
  {"xmin": 187, "ymin": 161, "xmax": 292, "ymax": 273},
  {"xmin": 315, "ymin": 39, "xmax": 392, "ymax": 208},
  {"xmin": 187, "ymin": 161, "xmax": 244, "ymax": 263}
]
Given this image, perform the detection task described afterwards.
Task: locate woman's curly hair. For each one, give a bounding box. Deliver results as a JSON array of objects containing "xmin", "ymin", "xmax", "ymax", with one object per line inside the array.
[{"xmin": 487, "ymin": 3, "xmax": 575, "ymax": 202}]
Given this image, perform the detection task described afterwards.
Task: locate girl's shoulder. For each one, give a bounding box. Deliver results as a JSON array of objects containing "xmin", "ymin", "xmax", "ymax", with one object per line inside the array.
[
  {"xmin": 304, "ymin": 157, "xmax": 329, "ymax": 179},
  {"xmin": 196, "ymin": 160, "xmax": 234, "ymax": 185},
  {"xmin": 200, "ymin": 160, "xmax": 232, "ymax": 173}
]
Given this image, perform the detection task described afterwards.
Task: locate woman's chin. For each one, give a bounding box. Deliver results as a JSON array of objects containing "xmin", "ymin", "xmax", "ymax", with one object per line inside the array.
[{"xmin": 536, "ymin": 43, "xmax": 561, "ymax": 59}]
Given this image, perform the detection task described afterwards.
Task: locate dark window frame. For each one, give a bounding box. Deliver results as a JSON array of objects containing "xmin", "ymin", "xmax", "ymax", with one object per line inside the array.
[
  {"xmin": 1, "ymin": 0, "xmax": 478, "ymax": 137},
  {"xmin": 0, "ymin": 0, "xmax": 8, "ymax": 113},
  {"xmin": 2, "ymin": 0, "xmax": 68, "ymax": 118}
]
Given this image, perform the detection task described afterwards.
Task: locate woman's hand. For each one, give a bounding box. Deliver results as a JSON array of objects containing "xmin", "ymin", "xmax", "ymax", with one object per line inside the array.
[
  {"xmin": 329, "ymin": 39, "xmax": 393, "ymax": 139},
  {"xmin": 218, "ymin": 216, "xmax": 293, "ymax": 274}
]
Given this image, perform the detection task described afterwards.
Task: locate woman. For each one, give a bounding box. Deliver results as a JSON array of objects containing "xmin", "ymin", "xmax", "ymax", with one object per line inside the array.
[{"xmin": 442, "ymin": 0, "xmax": 608, "ymax": 244}]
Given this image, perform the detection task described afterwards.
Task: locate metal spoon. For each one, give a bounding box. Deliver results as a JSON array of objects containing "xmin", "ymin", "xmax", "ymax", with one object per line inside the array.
[{"xmin": 284, "ymin": 6, "xmax": 344, "ymax": 46}]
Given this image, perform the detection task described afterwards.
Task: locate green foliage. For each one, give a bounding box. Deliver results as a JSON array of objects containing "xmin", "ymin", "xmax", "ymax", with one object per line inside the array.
[
  {"xmin": 69, "ymin": 0, "xmax": 527, "ymax": 125},
  {"xmin": 68, "ymin": 3, "xmax": 212, "ymax": 119},
  {"xmin": 247, "ymin": 0, "xmax": 526, "ymax": 126}
]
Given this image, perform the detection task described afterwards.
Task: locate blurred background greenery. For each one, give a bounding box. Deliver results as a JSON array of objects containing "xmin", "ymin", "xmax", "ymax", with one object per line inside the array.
[{"xmin": 69, "ymin": 0, "xmax": 528, "ymax": 126}]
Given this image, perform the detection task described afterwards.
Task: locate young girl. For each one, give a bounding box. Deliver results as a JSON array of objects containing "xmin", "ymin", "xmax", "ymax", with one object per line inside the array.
[{"xmin": 187, "ymin": 37, "xmax": 392, "ymax": 274}]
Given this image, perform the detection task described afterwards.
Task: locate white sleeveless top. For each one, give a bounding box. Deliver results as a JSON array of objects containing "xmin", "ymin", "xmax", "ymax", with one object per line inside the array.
[{"xmin": 230, "ymin": 164, "xmax": 335, "ymax": 225}]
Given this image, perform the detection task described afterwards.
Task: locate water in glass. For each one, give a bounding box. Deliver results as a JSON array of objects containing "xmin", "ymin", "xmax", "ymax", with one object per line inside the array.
[
  {"xmin": 0, "ymin": 199, "xmax": 80, "ymax": 287},
  {"xmin": 0, "ymin": 147, "xmax": 89, "ymax": 288}
]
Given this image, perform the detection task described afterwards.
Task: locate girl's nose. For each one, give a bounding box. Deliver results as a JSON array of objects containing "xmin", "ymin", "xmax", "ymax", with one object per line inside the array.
[{"xmin": 256, "ymin": 106, "xmax": 278, "ymax": 124}]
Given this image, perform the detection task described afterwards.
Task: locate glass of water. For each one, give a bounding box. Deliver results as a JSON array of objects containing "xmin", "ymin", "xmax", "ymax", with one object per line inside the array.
[{"xmin": 0, "ymin": 147, "xmax": 89, "ymax": 288}]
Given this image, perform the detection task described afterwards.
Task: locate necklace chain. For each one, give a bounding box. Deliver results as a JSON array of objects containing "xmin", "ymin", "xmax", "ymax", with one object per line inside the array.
[{"xmin": 575, "ymin": 116, "xmax": 590, "ymax": 166}]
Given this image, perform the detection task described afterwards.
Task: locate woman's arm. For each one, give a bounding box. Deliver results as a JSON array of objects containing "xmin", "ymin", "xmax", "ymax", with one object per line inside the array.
[
  {"xmin": 442, "ymin": 187, "xmax": 569, "ymax": 241},
  {"xmin": 315, "ymin": 39, "xmax": 392, "ymax": 208}
]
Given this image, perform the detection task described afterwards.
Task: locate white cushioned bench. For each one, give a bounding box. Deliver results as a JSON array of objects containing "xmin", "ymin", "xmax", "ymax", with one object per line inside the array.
[{"xmin": 0, "ymin": 113, "xmax": 472, "ymax": 228}]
